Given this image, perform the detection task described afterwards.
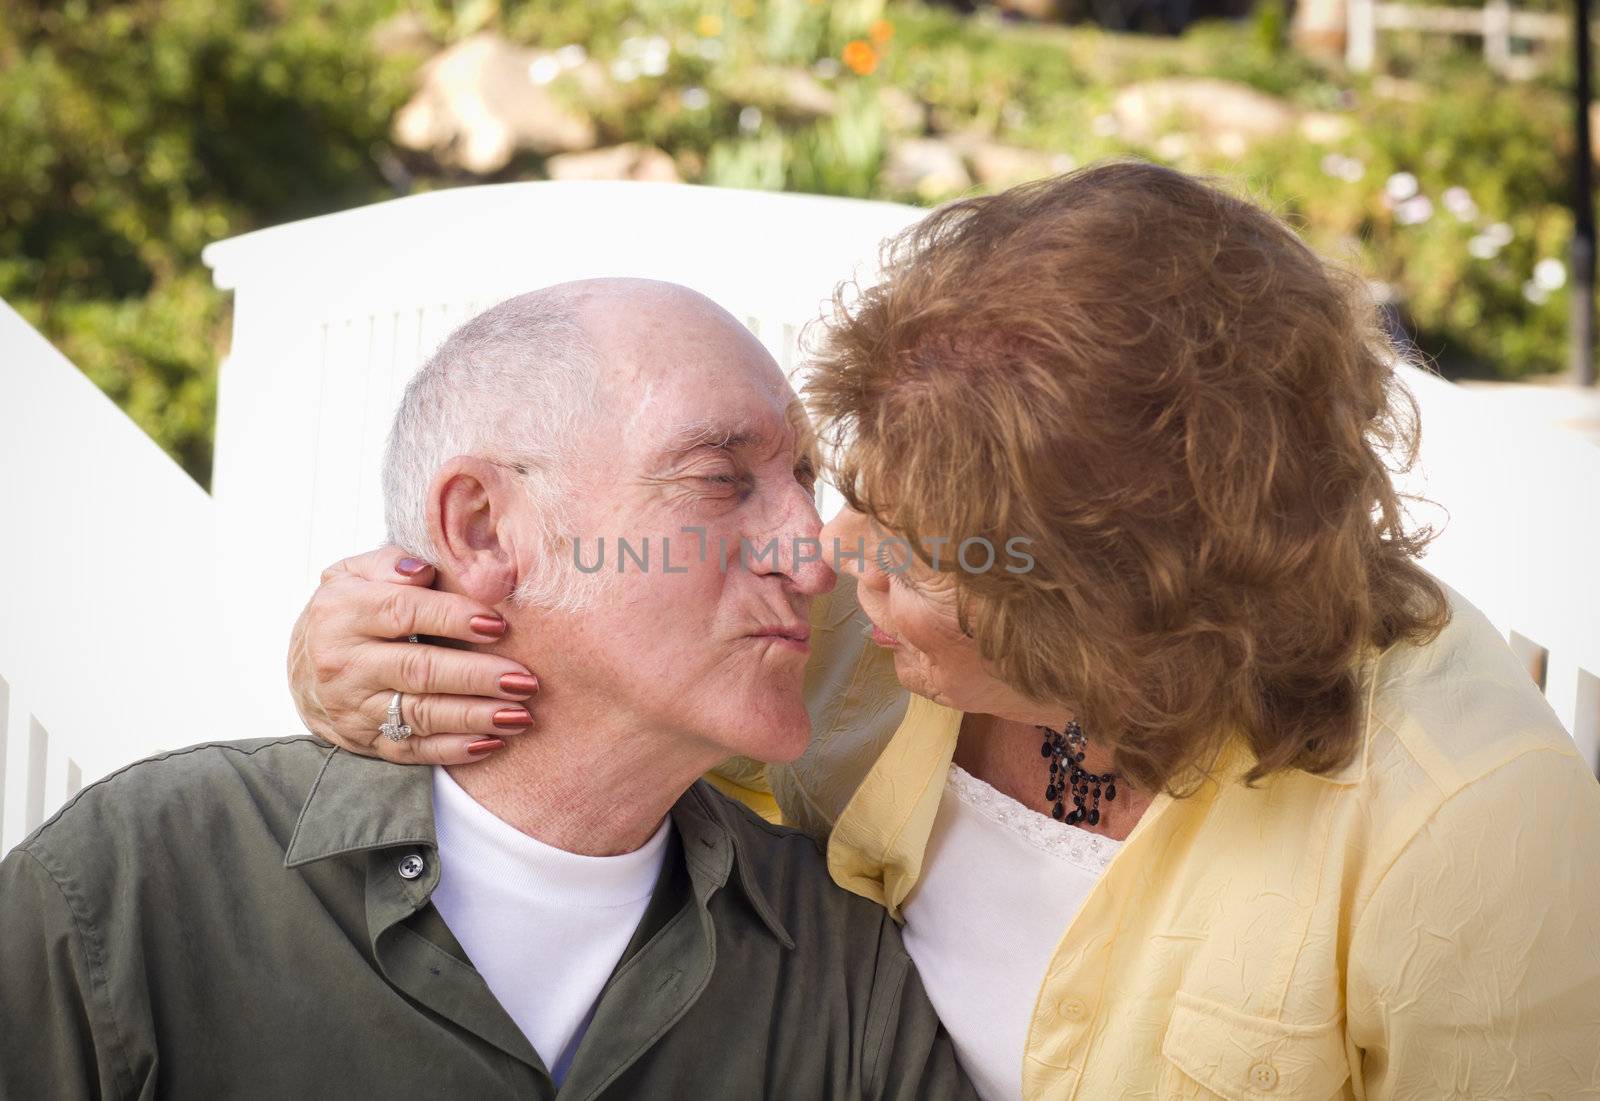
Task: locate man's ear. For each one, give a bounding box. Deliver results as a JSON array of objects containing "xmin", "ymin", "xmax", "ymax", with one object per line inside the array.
[{"xmin": 426, "ymin": 456, "xmax": 521, "ymax": 605}]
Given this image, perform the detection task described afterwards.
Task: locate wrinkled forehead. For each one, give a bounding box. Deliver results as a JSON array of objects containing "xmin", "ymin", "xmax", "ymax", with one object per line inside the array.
[{"xmin": 608, "ymin": 346, "xmax": 801, "ymax": 465}]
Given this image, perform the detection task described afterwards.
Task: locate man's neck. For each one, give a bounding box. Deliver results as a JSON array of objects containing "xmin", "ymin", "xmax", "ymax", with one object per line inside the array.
[{"xmin": 444, "ymin": 705, "xmax": 719, "ymax": 857}]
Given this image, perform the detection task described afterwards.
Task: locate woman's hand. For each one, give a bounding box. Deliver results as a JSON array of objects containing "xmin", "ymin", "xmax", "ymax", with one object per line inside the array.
[{"xmin": 288, "ymin": 546, "xmax": 539, "ymax": 765}]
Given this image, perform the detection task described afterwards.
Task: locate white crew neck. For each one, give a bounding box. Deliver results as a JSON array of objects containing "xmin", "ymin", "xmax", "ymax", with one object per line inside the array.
[{"xmin": 429, "ymin": 766, "xmax": 673, "ymax": 1084}]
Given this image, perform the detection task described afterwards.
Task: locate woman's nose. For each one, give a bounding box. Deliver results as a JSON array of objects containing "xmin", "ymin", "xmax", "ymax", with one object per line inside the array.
[{"xmin": 821, "ymin": 508, "xmax": 879, "ymax": 586}]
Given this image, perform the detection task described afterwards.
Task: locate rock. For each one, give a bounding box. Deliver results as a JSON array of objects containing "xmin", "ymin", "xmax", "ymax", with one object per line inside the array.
[
  {"xmin": 1290, "ymin": 0, "xmax": 1347, "ymax": 58},
  {"xmin": 878, "ymin": 85, "xmax": 928, "ymax": 135},
  {"xmin": 392, "ymin": 33, "xmax": 598, "ymax": 175},
  {"xmin": 719, "ymin": 66, "xmax": 839, "ymax": 121},
  {"xmin": 546, "ymin": 144, "xmax": 681, "ymax": 184},
  {"xmin": 884, "ymin": 138, "xmax": 973, "ymax": 200},
  {"xmin": 949, "ymin": 135, "xmax": 1074, "ymax": 189},
  {"xmin": 1112, "ymin": 79, "xmax": 1294, "ymax": 156},
  {"xmin": 369, "ymin": 12, "xmax": 436, "ymax": 59}
]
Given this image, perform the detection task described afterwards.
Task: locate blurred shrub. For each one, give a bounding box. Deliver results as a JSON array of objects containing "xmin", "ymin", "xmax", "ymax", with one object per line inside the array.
[{"xmin": 0, "ymin": 0, "xmax": 413, "ymax": 486}]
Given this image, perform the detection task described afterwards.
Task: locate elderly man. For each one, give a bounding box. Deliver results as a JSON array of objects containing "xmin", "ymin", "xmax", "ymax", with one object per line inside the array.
[{"xmin": 0, "ymin": 280, "xmax": 974, "ymax": 1099}]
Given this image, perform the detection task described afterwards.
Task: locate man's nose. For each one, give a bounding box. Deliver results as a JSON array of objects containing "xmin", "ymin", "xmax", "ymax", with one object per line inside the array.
[{"xmin": 753, "ymin": 484, "xmax": 836, "ymax": 596}]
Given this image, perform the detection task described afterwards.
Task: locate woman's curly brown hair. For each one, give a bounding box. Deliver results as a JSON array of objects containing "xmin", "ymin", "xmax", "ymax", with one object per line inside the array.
[{"xmin": 808, "ymin": 160, "xmax": 1450, "ymax": 794}]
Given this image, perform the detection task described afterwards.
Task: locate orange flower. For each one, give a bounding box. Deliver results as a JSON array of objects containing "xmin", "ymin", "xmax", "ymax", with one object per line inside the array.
[
  {"xmin": 868, "ymin": 19, "xmax": 894, "ymax": 45},
  {"xmin": 842, "ymin": 39, "xmax": 878, "ymax": 76}
]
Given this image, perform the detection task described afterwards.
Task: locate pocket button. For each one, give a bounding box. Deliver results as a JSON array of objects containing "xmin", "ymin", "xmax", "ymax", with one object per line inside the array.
[
  {"xmin": 1248, "ymin": 1061, "xmax": 1279, "ymax": 1091},
  {"xmin": 1059, "ymin": 997, "xmax": 1088, "ymax": 1021}
]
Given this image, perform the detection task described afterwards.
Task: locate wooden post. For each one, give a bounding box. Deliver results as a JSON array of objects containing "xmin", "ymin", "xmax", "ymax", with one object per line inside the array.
[
  {"xmin": 1574, "ymin": 0, "xmax": 1598, "ymax": 386},
  {"xmin": 1484, "ymin": 0, "xmax": 1513, "ymax": 73},
  {"xmin": 1347, "ymin": 0, "xmax": 1377, "ymax": 70}
]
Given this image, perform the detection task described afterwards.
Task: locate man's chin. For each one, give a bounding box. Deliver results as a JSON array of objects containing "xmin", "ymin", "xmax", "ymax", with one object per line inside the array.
[
  {"xmin": 759, "ymin": 722, "xmax": 813, "ymax": 764},
  {"xmin": 720, "ymin": 697, "xmax": 812, "ymax": 765}
]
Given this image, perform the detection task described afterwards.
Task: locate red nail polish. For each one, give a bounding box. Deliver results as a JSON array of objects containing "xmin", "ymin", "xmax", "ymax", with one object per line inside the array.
[
  {"xmin": 466, "ymin": 738, "xmax": 506, "ymax": 755},
  {"xmin": 492, "ymin": 708, "xmax": 532, "ymax": 730},
  {"xmin": 499, "ymin": 673, "xmax": 539, "ymax": 696},
  {"xmin": 396, "ymin": 557, "xmax": 428, "ymax": 576},
  {"xmin": 469, "ymin": 614, "xmax": 506, "ymax": 638}
]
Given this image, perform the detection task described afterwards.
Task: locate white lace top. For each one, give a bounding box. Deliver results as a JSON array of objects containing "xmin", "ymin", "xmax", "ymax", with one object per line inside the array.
[{"xmin": 901, "ymin": 764, "xmax": 1122, "ymax": 1101}]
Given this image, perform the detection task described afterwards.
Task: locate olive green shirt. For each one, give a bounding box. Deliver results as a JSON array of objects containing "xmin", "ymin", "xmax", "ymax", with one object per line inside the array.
[{"xmin": 0, "ymin": 737, "xmax": 974, "ymax": 1100}]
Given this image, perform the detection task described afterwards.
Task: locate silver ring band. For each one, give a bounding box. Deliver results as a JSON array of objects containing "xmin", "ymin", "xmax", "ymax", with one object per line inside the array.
[{"xmin": 380, "ymin": 691, "xmax": 414, "ymax": 742}]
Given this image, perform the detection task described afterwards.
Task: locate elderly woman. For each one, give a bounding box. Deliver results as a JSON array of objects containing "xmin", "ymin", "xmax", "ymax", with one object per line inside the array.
[{"xmin": 288, "ymin": 162, "xmax": 1600, "ymax": 1099}]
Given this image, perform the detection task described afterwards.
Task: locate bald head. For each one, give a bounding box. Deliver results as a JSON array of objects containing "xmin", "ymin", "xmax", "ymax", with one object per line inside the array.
[
  {"xmin": 556, "ymin": 278, "xmax": 782, "ymax": 424},
  {"xmin": 382, "ymin": 278, "xmax": 792, "ymax": 610}
]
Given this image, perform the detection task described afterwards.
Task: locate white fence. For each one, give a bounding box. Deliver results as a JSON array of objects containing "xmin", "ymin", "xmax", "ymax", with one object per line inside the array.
[
  {"xmin": 1346, "ymin": 0, "xmax": 1577, "ymax": 79},
  {"xmin": 2, "ymin": 180, "xmax": 1598, "ymax": 853},
  {"xmin": 0, "ymin": 302, "xmax": 226, "ymax": 853}
]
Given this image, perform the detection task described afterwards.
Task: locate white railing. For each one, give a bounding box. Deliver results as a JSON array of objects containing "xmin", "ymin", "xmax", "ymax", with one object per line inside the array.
[
  {"xmin": 0, "ymin": 302, "xmax": 226, "ymax": 853},
  {"xmin": 1346, "ymin": 0, "xmax": 1577, "ymax": 79},
  {"xmin": 2, "ymin": 180, "xmax": 1597, "ymax": 855},
  {"xmin": 1394, "ymin": 368, "xmax": 1599, "ymax": 765}
]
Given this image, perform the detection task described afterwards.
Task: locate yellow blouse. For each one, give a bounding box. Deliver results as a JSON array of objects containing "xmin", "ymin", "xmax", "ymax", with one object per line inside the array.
[{"xmin": 719, "ymin": 576, "xmax": 1600, "ymax": 1099}]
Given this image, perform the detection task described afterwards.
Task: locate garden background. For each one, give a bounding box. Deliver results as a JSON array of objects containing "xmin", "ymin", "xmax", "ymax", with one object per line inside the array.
[{"xmin": 1, "ymin": 0, "xmax": 1580, "ymax": 487}]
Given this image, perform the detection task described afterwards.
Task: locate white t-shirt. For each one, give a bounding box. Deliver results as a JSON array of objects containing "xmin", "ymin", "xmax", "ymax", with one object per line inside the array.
[
  {"xmin": 901, "ymin": 764, "xmax": 1122, "ymax": 1101},
  {"xmin": 429, "ymin": 767, "xmax": 671, "ymax": 1084}
]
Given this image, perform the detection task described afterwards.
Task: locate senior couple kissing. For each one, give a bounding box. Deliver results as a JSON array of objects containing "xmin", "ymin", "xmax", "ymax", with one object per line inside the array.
[{"xmin": 4, "ymin": 163, "xmax": 1597, "ymax": 1100}]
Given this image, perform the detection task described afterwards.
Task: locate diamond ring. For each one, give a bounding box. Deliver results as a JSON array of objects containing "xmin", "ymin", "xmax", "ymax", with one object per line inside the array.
[{"xmin": 380, "ymin": 691, "xmax": 414, "ymax": 742}]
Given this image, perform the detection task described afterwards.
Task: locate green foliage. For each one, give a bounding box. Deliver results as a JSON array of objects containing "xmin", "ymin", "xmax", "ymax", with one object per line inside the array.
[
  {"xmin": 0, "ymin": 0, "xmax": 1585, "ymax": 487},
  {"xmin": 0, "ymin": 0, "xmax": 414, "ymax": 485}
]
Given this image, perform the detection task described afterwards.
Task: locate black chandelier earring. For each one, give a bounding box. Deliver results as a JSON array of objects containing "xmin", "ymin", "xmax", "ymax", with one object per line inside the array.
[{"xmin": 1038, "ymin": 720, "xmax": 1117, "ymax": 826}]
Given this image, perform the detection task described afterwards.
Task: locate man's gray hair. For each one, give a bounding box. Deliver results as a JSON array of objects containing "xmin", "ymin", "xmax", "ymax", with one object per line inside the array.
[{"xmin": 382, "ymin": 288, "xmax": 602, "ymax": 612}]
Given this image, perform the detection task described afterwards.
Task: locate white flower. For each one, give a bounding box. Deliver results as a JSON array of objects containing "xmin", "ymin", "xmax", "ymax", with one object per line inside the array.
[
  {"xmin": 1522, "ymin": 279, "xmax": 1550, "ymax": 305},
  {"xmin": 1394, "ymin": 195, "xmax": 1433, "ymax": 226},
  {"xmin": 1320, "ymin": 154, "xmax": 1365, "ymax": 182},
  {"xmin": 557, "ymin": 44, "xmax": 588, "ymax": 68},
  {"xmin": 1155, "ymin": 133, "xmax": 1191, "ymax": 161},
  {"xmin": 682, "ymin": 86, "xmax": 710, "ymax": 110},
  {"xmin": 1485, "ymin": 222, "xmax": 1514, "ymax": 247},
  {"xmin": 1385, "ymin": 171, "xmax": 1419, "ymax": 202},
  {"xmin": 639, "ymin": 37, "xmax": 671, "ymax": 77},
  {"xmin": 698, "ymin": 38, "xmax": 724, "ymax": 60},
  {"xmin": 1468, "ymin": 235, "xmax": 1501, "ymax": 260},
  {"xmin": 739, "ymin": 106, "xmax": 763, "ymax": 133},
  {"xmin": 1442, "ymin": 186, "xmax": 1477, "ymax": 221},
  {"xmin": 1091, "ymin": 113, "xmax": 1119, "ymax": 137},
  {"xmin": 611, "ymin": 59, "xmax": 639, "ymax": 83},
  {"xmin": 1533, "ymin": 258, "xmax": 1567, "ymax": 291},
  {"xmin": 528, "ymin": 56, "xmax": 562, "ymax": 85},
  {"xmin": 813, "ymin": 58, "xmax": 840, "ymax": 79}
]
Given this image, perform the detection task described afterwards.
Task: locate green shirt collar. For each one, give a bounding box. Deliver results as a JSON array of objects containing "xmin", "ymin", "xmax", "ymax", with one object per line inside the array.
[{"xmin": 284, "ymin": 749, "xmax": 794, "ymax": 949}]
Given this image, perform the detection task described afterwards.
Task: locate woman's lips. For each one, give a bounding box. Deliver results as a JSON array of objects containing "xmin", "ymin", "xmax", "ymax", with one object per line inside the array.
[{"xmin": 868, "ymin": 623, "xmax": 901, "ymax": 648}]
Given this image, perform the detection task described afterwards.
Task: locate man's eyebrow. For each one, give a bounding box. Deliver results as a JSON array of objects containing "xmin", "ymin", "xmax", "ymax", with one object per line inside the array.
[{"xmin": 654, "ymin": 419, "xmax": 771, "ymax": 462}]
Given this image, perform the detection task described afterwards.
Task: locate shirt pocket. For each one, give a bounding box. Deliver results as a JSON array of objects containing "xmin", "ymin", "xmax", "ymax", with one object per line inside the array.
[{"xmin": 1158, "ymin": 991, "xmax": 1351, "ymax": 1101}]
